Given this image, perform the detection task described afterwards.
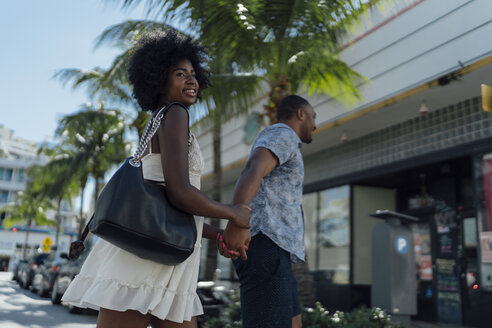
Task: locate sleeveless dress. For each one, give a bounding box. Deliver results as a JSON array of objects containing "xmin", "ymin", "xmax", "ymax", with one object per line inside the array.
[{"xmin": 61, "ymin": 134, "xmax": 205, "ymax": 323}]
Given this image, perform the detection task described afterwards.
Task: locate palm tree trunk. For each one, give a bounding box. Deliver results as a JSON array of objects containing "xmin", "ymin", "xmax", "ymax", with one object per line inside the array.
[
  {"xmin": 54, "ymin": 198, "xmax": 62, "ymax": 251},
  {"xmin": 93, "ymin": 173, "xmax": 103, "ymax": 212},
  {"xmin": 263, "ymin": 73, "xmax": 291, "ymax": 125},
  {"xmin": 77, "ymin": 178, "xmax": 87, "ymax": 237},
  {"xmin": 292, "ymin": 258, "xmax": 317, "ymax": 307},
  {"xmin": 22, "ymin": 218, "xmax": 32, "ymax": 259},
  {"xmin": 203, "ymin": 111, "xmax": 222, "ymax": 281}
]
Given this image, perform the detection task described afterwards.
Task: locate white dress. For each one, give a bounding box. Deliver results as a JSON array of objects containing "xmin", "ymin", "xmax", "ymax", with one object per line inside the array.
[{"xmin": 62, "ymin": 134, "xmax": 205, "ymax": 323}]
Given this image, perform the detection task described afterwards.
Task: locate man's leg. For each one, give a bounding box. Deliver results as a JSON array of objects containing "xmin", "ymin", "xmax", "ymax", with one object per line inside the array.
[
  {"xmin": 233, "ymin": 233, "xmax": 294, "ymax": 328},
  {"xmin": 290, "ymin": 264, "xmax": 302, "ymax": 328}
]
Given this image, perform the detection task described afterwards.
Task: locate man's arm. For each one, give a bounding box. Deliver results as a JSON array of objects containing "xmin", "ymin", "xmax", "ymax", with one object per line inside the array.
[{"xmin": 221, "ymin": 147, "xmax": 278, "ymax": 259}]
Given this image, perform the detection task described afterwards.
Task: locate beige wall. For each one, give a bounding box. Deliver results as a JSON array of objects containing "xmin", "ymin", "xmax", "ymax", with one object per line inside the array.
[{"xmin": 352, "ymin": 185, "xmax": 396, "ymax": 284}]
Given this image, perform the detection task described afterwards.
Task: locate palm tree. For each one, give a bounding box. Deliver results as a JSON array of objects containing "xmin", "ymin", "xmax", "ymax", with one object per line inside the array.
[
  {"xmin": 109, "ymin": 0, "xmax": 377, "ymax": 123},
  {"xmin": 2, "ymin": 190, "xmax": 56, "ymax": 258},
  {"xmin": 27, "ymin": 150, "xmax": 80, "ymax": 250},
  {"xmin": 55, "ymin": 103, "xmax": 129, "ymax": 228},
  {"xmin": 54, "ymin": 64, "xmax": 148, "ymax": 137}
]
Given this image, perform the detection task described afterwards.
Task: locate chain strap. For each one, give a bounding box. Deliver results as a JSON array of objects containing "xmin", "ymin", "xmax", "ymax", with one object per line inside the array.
[
  {"xmin": 129, "ymin": 103, "xmax": 190, "ymax": 167},
  {"xmin": 129, "ymin": 107, "xmax": 167, "ymax": 167}
]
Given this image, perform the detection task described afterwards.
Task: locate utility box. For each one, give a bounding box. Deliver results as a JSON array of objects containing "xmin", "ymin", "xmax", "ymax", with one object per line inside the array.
[{"xmin": 370, "ymin": 210, "xmax": 418, "ymax": 326}]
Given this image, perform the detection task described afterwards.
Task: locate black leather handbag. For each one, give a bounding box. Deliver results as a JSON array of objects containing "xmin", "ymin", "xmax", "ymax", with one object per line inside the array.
[{"xmin": 69, "ymin": 102, "xmax": 197, "ymax": 265}]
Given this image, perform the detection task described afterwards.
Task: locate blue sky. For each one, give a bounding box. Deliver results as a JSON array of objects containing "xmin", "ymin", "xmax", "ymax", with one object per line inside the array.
[{"xmin": 0, "ymin": 0, "xmax": 149, "ymax": 143}]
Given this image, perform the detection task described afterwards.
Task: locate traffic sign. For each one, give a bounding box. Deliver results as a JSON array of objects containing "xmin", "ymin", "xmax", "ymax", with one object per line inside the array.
[{"xmin": 42, "ymin": 237, "xmax": 53, "ymax": 252}]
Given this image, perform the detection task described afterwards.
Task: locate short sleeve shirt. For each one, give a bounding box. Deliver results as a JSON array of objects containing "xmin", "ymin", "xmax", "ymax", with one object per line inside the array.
[{"xmin": 249, "ymin": 123, "xmax": 305, "ymax": 263}]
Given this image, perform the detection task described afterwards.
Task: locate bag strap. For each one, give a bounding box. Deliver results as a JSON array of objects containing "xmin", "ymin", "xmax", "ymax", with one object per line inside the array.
[
  {"xmin": 79, "ymin": 214, "xmax": 94, "ymax": 242},
  {"xmin": 130, "ymin": 102, "xmax": 189, "ymax": 167},
  {"xmin": 68, "ymin": 213, "xmax": 94, "ymax": 260}
]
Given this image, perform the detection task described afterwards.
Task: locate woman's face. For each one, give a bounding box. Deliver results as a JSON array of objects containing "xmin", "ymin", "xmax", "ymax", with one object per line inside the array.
[{"xmin": 161, "ymin": 59, "xmax": 199, "ymax": 108}]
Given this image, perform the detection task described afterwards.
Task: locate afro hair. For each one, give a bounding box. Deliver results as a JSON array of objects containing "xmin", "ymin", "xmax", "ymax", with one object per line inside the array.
[{"xmin": 128, "ymin": 29, "xmax": 210, "ymax": 112}]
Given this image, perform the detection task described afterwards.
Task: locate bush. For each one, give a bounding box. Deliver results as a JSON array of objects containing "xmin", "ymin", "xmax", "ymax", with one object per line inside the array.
[
  {"xmin": 203, "ymin": 291, "xmax": 404, "ymax": 328},
  {"xmin": 203, "ymin": 290, "xmax": 242, "ymax": 328},
  {"xmin": 301, "ymin": 302, "xmax": 405, "ymax": 328}
]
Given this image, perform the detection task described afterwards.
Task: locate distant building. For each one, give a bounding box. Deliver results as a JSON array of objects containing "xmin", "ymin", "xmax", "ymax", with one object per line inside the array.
[
  {"xmin": 0, "ymin": 125, "xmax": 77, "ymax": 269},
  {"xmin": 0, "ymin": 124, "xmax": 43, "ymax": 212}
]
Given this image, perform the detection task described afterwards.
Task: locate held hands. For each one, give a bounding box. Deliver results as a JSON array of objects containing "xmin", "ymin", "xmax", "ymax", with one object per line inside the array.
[
  {"xmin": 216, "ymin": 204, "xmax": 251, "ymax": 260},
  {"xmin": 219, "ymin": 221, "xmax": 251, "ymax": 260},
  {"xmin": 216, "ymin": 232, "xmax": 240, "ymax": 260}
]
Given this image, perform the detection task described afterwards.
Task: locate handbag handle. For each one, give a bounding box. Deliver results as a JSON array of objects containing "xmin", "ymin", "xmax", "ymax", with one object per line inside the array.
[{"xmin": 130, "ymin": 102, "xmax": 189, "ymax": 167}]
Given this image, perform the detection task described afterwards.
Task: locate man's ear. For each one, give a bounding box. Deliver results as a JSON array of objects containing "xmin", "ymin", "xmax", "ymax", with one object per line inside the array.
[{"xmin": 296, "ymin": 108, "xmax": 305, "ymax": 120}]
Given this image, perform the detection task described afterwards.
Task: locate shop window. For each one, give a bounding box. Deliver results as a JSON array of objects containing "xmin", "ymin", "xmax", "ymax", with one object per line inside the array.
[
  {"xmin": 302, "ymin": 185, "xmax": 350, "ymax": 284},
  {"xmin": 474, "ymin": 153, "xmax": 492, "ymax": 290},
  {"xmin": 302, "ymin": 192, "xmax": 318, "ymax": 271}
]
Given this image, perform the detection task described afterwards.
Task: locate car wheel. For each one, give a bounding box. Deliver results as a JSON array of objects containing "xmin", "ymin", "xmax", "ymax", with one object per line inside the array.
[
  {"xmin": 38, "ymin": 283, "xmax": 47, "ymax": 297},
  {"xmin": 51, "ymin": 280, "xmax": 62, "ymax": 305},
  {"xmin": 21, "ymin": 276, "xmax": 29, "ymax": 289},
  {"xmin": 30, "ymin": 281, "xmax": 38, "ymax": 293},
  {"xmin": 68, "ymin": 304, "xmax": 83, "ymax": 314}
]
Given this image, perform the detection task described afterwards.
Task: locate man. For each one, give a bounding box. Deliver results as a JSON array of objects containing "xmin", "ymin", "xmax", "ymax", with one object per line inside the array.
[{"xmin": 221, "ymin": 95, "xmax": 317, "ymax": 328}]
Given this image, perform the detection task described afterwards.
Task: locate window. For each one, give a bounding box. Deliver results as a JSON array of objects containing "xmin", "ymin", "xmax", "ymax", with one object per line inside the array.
[
  {"xmin": 0, "ymin": 168, "xmax": 13, "ymax": 181},
  {"xmin": 0, "ymin": 190, "xmax": 8, "ymax": 203},
  {"xmin": 16, "ymin": 169, "xmax": 24, "ymax": 182},
  {"xmin": 302, "ymin": 185, "xmax": 351, "ymax": 284}
]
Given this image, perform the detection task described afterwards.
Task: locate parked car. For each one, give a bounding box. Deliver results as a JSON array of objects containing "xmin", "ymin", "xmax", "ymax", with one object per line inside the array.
[
  {"xmin": 31, "ymin": 253, "xmax": 67, "ymax": 297},
  {"xmin": 51, "ymin": 251, "xmax": 88, "ymax": 313},
  {"xmin": 11, "ymin": 258, "xmax": 27, "ymax": 282},
  {"xmin": 17, "ymin": 253, "xmax": 50, "ymax": 289}
]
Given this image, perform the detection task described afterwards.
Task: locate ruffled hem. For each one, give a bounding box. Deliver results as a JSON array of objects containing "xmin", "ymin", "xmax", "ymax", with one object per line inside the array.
[{"xmin": 61, "ymin": 274, "xmax": 203, "ymax": 323}]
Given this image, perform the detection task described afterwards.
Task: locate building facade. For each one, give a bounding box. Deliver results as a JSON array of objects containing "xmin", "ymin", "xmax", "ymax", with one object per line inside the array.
[
  {"xmin": 194, "ymin": 0, "xmax": 492, "ymax": 326},
  {"xmin": 0, "ymin": 125, "xmax": 77, "ymax": 269}
]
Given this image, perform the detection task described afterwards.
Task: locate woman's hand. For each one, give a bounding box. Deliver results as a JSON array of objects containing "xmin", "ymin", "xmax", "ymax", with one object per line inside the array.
[
  {"xmin": 221, "ymin": 222, "xmax": 251, "ymax": 260},
  {"xmin": 229, "ymin": 204, "xmax": 251, "ymax": 229},
  {"xmin": 216, "ymin": 232, "xmax": 240, "ymax": 260}
]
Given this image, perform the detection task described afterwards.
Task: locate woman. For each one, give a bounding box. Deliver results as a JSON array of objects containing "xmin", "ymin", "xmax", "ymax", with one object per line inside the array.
[{"xmin": 61, "ymin": 29, "xmax": 250, "ymax": 328}]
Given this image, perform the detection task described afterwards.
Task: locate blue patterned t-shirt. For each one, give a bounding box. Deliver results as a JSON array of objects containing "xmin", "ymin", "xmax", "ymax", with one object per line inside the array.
[{"xmin": 249, "ymin": 123, "xmax": 305, "ymax": 263}]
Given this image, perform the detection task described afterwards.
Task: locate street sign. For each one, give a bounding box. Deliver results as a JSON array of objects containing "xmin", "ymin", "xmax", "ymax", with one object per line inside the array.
[
  {"xmin": 395, "ymin": 235, "xmax": 409, "ymax": 254},
  {"xmin": 42, "ymin": 237, "xmax": 53, "ymax": 252}
]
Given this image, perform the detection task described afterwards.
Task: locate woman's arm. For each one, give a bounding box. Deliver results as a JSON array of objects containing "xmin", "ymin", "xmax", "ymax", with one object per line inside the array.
[
  {"xmin": 202, "ymin": 222, "xmax": 222, "ymax": 240},
  {"xmin": 157, "ymin": 105, "xmax": 250, "ymax": 227}
]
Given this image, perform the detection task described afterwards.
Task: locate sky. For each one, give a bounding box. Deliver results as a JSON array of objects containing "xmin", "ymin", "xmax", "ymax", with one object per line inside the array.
[{"xmin": 0, "ymin": 0, "xmax": 150, "ymax": 143}]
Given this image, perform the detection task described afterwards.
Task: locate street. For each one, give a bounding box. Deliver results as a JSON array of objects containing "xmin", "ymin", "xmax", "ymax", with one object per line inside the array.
[{"xmin": 0, "ymin": 272, "xmax": 97, "ymax": 328}]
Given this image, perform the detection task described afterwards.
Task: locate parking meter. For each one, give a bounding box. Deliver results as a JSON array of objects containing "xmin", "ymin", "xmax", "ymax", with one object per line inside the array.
[{"xmin": 370, "ymin": 210, "xmax": 418, "ymax": 326}]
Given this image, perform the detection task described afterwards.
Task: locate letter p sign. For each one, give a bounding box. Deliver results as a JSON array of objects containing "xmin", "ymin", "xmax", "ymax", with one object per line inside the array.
[{"xmin": 395, "ymin": 236, "xmax": 409, "ymax": 254}]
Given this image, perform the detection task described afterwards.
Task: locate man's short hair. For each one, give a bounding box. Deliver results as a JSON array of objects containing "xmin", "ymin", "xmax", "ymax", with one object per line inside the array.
[{"xmin": 277, "ymin": 95, "xmax": 311, "ymax": 121}]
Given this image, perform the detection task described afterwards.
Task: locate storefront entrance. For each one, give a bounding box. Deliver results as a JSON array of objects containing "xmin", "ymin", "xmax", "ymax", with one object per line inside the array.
[{"xmin": 357, "ymin": 156, "xmax": 480, "ymax": 326}]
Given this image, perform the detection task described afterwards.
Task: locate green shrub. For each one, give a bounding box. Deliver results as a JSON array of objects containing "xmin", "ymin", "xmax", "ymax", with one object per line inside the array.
[
  {"xmin": 301, "ymin": 302, "xmax": 405, "ymax": 328},
  {"xmin": 203, "ymin": 290, "xmax": 404, "ymax": 328}
]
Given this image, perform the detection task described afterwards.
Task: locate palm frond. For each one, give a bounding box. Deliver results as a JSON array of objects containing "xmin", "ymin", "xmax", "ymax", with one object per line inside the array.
[
  {"xmin": 287, "ymin": 47, "xmax": 366, "ymax": 106},
  {"xmin": 94, "ymin": 19, "xmax": 174, "ymax": 49}
]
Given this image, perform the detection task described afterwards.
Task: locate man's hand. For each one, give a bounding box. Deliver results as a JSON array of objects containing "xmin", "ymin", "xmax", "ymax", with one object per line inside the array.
[{"xmin": 221, "ymin": 221, "xmax": 251, "ymax": 260}]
